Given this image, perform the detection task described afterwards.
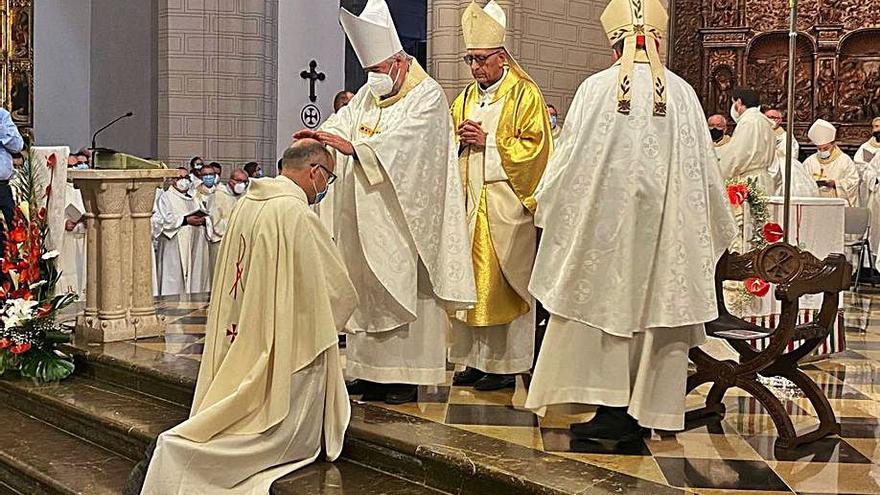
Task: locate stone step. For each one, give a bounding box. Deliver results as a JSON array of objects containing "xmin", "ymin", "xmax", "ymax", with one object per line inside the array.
[
  {"xmin": 61, "ymin": 342, "xmax": 686, "ymax": 494},
  {"xmin": 0, "ymin": 375, "xmax": 187, "ymax": 461},
  {"xmin": 0, "ymin": 404, "xmax": 135, "ymax": 495},
  {"xmin": 272, "ymin": 460, "xmax": 445, "ymax": 495}
]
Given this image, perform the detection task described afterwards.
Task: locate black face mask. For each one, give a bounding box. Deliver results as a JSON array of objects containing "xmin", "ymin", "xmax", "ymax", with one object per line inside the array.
[
  {"xmin": 873, "ymin": 131, "xmax": 880, "ymax": 141},
  {"xmin": 710, "ymin": 128, "xmax": 725, "ymax": 142}
]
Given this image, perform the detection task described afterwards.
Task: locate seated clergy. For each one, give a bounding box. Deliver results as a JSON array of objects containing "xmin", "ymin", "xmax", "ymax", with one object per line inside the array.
[
  {"xmin": 138, "ymin": 139, "xmax": 356, "ymax": 494},
  {"xmin": 803, "ymin": 119, "xmax": 860, "ymax": 206}
]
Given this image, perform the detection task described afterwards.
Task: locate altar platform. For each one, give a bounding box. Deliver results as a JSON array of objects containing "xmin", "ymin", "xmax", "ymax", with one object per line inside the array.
[{"xmin": 0, "ymin": 292, "xmax": 878, "ymax": 494}]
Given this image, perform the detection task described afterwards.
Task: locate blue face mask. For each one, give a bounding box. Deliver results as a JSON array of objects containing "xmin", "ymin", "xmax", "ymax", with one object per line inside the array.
[
  {"xmin": 201, "ymin": 175, "xmax": 217, "ymax": 187},
  {"xmin": 312, "ymin": 169, "xmax": 330, "ymax": 205},
  {"xmin": 550, "ymin": 115, "xmax": 558, "ymax": 129},
  {"xmin": 73, "ymin": 163, "xmax": 89, "ymax": 170}
]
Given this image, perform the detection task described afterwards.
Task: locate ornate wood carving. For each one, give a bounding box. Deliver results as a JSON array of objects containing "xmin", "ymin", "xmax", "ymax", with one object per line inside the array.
[
  {"xmin": 2, "ymin": 0, "xmax": 33, "ymax": 141},
  {"xmin": 670, "ymin": 0, "xmax": 880, "ymax": 146}
]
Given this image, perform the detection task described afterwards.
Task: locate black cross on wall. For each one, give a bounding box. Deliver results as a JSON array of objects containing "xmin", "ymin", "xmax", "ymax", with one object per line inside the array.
[{"xmin": 300, "ymin": 60, "xmax": 326, "ymax": 103}]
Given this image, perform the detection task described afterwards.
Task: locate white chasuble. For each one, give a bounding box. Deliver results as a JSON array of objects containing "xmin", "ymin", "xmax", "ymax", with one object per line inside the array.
[
  {"xmin": 318, "ymin": 62, "xmax": 476, "ymax": 384},
  {"xmin": 448, "ymin": 73, "xmax": 537, "ymax": 375},
  {"xmin": 57, "ymin": 183, "xmax": 86, "ymax": 297},
  {"xmin": 152, "ymin": 187, "xmax": 211, "ymax": 296},
  {"xmin": 769, "ymin": 128, "xmax": 817, "ymax": 198},
  {"xmin": 855, "ymin": 138, "xmax": 880, "ymax": 205},
  {"xmin": 717, "ymin": 107, "xmax": 777, "ymax": 195},
  {"xmin": 803, "ymin": 148, "xmax": 860, "ymax": 206},
  {"xmin": 205, "ymin": 185, "xmax": 239, "ymax": 281},
  {"xmin": 861, "ymin": 154, "xmax": 880, "ymax": 252},
  {"xmin": 142, "ymin": 177, "xmax": 356, "ymax": 494},
  {"xmin": 527, "ymin": 65, "xmax": 737, "ymax": 425}
]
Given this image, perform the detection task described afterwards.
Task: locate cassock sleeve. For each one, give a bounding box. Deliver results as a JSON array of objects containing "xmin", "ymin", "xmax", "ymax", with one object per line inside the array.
[
  {"xmin": 154, "ymin": 193, "xmax": 185, "ymax": 238},
  {"xmin": 838, "ymin": 157, "xmax": 861, "ymax": 206}
]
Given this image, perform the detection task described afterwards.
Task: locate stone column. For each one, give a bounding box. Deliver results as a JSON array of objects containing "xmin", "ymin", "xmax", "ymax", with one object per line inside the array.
[
  {"xmin": 90, "ymin": 181, "xmax": 130, "ymax": 341},
  {"xmin": 80, "ymin": 185, "xmax": 100, "ymax": 319},
  {"xmin": 128, "ymin": 181, "xmax": 165, "ymax": 338}
]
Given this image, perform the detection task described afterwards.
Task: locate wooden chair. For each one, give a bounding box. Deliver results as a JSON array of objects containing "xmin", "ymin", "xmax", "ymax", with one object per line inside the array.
[{"xmin": 686, "ymin": 243, "xmax": 851, "ymax": 449}]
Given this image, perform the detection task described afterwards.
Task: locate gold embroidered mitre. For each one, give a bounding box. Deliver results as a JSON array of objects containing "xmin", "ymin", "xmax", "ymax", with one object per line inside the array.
[
  {"xmin": 600, "ymin": 0, "xmax": 669, "ymax": 116},
  {"xmin": 462, "ymin": 0, "xmax": 506, "ymax": 49}
]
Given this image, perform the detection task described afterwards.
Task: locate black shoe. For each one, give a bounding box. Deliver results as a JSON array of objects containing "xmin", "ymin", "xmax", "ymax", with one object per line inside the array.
[
  {"xmin": 347, "ymin": 379, "xmax": 386, "ymax": 401},
  {"xmin": 385, "ymin": 384, "xmax": 418, "ymax": 405},
  {"xmin": 570, "ymin": 406, "xmax": 646, "ymax": 440},
  {"xmin": 473, "ymin": 373, "xmax": 517, "ymax": 391},
  {"xmin": 452, "ymin": 367, "xmax": 486, "ymax": 386}
]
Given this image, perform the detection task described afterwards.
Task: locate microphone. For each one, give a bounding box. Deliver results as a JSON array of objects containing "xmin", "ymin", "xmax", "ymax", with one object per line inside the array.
[{"xmin": 91, "ymin": 111, "xmax": 133, "ymax": 151}]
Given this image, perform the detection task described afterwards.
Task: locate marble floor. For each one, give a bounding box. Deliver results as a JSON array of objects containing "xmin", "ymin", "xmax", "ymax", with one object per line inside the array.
[{"xmin": 125, "ymin": 291, "xmax": 880, "ymax": 495}]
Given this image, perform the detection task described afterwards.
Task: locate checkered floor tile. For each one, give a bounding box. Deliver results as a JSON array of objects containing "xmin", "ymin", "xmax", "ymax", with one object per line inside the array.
[{"xmin": 132, "ymin": 292, "xmax": 880, "ymax": 494}]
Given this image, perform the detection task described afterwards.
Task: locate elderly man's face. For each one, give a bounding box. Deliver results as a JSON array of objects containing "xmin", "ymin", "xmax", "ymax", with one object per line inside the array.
[
  {"xmin": 466, "ymin": 48, "xmax": 506, "ymax": 86},
  {"xmin": 765, "ymin": 110, "xmax": 783, "ymax": 129},
  {"xmin": 365, "ymin": 56, "xmax": 406, "ymax": 97},
  {"xmin": 873, "ymin": 120, "xmax": 880, "ymax": 133},
  {"xmin": 817, "ymin": 142, "xmax": 835, "ymax": 153}
]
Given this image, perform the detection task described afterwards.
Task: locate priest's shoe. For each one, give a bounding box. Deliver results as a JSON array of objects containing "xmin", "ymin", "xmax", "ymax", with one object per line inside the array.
[
  {"xmin": 385, "ymin": 384, "xmax": 418, "ymax": 404},
  {"xmin": 347, "ymin": 379, "xmax": 387, "ymax": 401},
  {"xmin": 570, "ymin": 406, "xmax": 648, "ymax": 440},
  {"xmin": 473, "ymin": 373, "xmax": 516, "ymax": 391},
  {"xmin": 345, "ymin": 379, "xmax": 369, "ymax": 395},
  {"xmin": 452, "ymin": 367, "xmax": 486, "ymax": 386}
]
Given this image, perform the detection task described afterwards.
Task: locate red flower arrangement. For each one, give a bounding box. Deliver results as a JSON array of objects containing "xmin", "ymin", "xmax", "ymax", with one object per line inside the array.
[
  {"xmin": 0, "ymin": 155, "xmax": 78, "ymax": 383},
  {"xmin": 726, "ymin": 183, "xmax": 749, "ymax": 206}
]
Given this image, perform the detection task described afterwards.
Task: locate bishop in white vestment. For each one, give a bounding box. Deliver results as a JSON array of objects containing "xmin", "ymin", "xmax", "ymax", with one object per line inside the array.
[
  {"xmin": 299, "ymin": 0, "xmax": 476, "ymax": 405},
  {"xmin": 803, "ymin": 119, "xmax": 860, "ymax": 207},
  {"xmin": 526, "ymin": 0, "xmax": 737, "ymax": 437},
  {"xmin": 152, "ymin": 168, "xmax": 211, "ymax": 296},
  {"xmin": 140, "ymin": 140, "xmax": 355, "ymax": 494}
]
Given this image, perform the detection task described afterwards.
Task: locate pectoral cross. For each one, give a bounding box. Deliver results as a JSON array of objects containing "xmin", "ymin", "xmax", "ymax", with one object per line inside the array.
[{"xmin": 300, "ymin": 60, "xmax": 326, "ymax": 103}]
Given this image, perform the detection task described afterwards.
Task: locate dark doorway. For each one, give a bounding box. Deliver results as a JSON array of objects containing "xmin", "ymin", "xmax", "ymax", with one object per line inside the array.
[{"xmin": 339, "ymin": 0, "xmax": 428, "ymax": 92}]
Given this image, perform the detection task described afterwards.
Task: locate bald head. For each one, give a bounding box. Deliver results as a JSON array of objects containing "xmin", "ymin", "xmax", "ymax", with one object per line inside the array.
[
  {"xmin": 707, "ymin": 115, "xmax": 728, "ymax": 130},
  {"xmin": 765, "ymin": 109, "xmax": 783, "ymax": 129},
  {"xmin": 281, "ymin": 139, "xmax": 333, "ymax": 171},
  {"xmin": 281, "ymin": 139, "xmax": 335, "ymax": 205}
]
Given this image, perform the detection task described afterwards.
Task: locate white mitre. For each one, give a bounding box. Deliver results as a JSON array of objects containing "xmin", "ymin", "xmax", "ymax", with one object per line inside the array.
[
  {"xmin": 339, "ymin": 0, "xmax": 403, "ymax": 68},
  {"xmin": 808, "ymin": 119, "xmax": 837, "ymax": 146}
]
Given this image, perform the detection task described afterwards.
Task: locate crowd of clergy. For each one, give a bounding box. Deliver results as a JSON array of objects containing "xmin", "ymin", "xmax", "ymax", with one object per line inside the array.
[{"xmin": 53, "ymin": 0, "xmax": 875, "ymax": 493}]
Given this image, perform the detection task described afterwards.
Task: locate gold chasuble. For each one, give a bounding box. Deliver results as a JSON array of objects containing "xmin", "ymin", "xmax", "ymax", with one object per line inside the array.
[{"xmin": 451, "ymin": 69, "xmax": 552, "ymax": 326}]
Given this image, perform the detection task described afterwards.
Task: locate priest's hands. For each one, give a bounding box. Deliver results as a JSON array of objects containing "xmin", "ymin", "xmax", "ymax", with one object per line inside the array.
[
  {"xmin": 458, "ymin": 120, "xmax": 486, "ymax": 147},
  {"xmin": 185, "ymin": 214, "xmax": 206, "ymax": 227},
  {"xmin": 292, "ymin": 129, "xmax": 354, "ymax": 156}
]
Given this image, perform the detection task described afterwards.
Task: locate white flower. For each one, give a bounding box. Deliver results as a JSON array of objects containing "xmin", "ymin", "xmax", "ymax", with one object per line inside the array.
[
  {"xmin": 1, "ymin": 299, "xmax": 39, "ymax": 329},
  {"xmin": 41, "ymin": 250, "xmax": 60, "ymax": 260}
]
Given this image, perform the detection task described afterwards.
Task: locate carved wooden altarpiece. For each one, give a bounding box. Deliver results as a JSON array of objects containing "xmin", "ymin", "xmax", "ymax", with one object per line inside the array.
[
  {"xmin": 669, "ymin": 0, "xmax": 880, "ymax": 147},
  {"xmin": 1, "ymin": 0, "xmax": 33, "ymax": 141}
]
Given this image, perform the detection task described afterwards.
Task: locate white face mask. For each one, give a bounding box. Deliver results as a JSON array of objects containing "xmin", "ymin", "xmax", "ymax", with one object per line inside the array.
[
  {"xmin": 818, "ymin": 149, "xmax": 832, "ymax": 160},
  {"xmin": 233, "ymin": 182, "xmax": 247, "ymax": 195},
  {"xmin": 366, "ymin": 61, "xmax": 401, "ymax": 99},
  {"xmin": 176, "ymin": 178, "xmax": 191, "ymax": 192},
  {"xmin": 730, "ymin": 103, "xmax": 742, "ymax": 124}
]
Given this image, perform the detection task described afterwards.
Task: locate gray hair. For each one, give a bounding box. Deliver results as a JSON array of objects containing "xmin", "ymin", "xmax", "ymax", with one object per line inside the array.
[{"xmin": 282, "ymin": 139, "xmax": 332, "ymax": 170}]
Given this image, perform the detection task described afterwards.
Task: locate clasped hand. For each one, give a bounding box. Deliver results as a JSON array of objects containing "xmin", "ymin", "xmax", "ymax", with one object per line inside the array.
[{"xmin": 457, "ymin": 120, "xmax": 486, "ymax": 147}]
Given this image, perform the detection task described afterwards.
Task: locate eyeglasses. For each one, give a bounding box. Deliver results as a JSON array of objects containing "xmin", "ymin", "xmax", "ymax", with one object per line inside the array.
[
  {"xmin": 313, "ymin": 163, "xmax": 337, "ymax": 185},
  {"xmin": 462, "ymin": 50, "xmax": 503, "ymax": 66}
]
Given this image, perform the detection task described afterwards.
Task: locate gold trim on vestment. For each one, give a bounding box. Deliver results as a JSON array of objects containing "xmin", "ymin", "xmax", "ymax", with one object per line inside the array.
[{"xmin": 463, "ymin": 186, "xmax": 529, "ymax": 327}]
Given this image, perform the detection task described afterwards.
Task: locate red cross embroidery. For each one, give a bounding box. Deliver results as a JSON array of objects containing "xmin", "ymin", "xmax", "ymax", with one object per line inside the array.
[
  {"xmin": 226, "ymin": 323, "xmax": 238, "ymax": 343},
  {"xmin": 229, "ymin": 234, "xmax": 247, "ymax": 299}
]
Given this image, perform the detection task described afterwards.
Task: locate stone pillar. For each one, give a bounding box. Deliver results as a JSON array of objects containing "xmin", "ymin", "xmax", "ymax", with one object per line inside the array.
[
  {"xmin": 71, "ymin": 169, "xmax": 179, "ymax": 343},
  {"xmin": 128, "ymin": 182, "xmax": 164, "ymax": 337}
]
